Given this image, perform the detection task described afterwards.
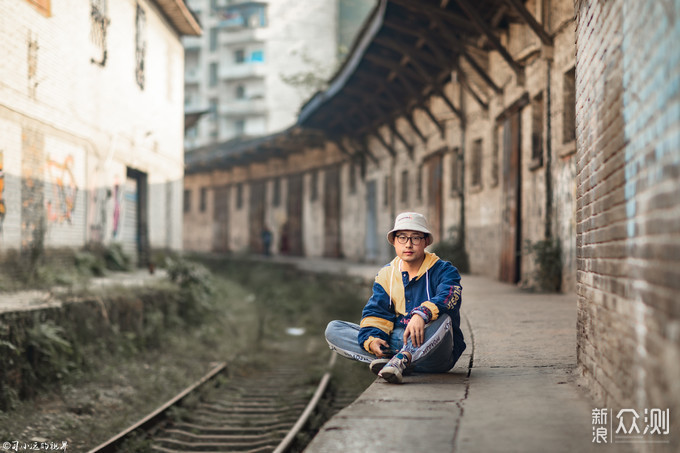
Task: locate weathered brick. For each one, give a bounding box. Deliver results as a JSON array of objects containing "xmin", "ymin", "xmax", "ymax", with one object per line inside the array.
[{"xmin": 576, "ymin": 4, "xmax": 680, "ymax": 447}]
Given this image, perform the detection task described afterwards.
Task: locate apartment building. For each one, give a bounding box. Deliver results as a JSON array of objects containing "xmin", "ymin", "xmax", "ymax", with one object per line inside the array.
[{"xmin": 183, "ymin": 0, "xmax": 374, "ymax": 149}]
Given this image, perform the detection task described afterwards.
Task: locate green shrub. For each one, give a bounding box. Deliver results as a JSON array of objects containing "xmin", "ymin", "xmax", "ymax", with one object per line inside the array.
[
  {"xmin": 524, "ymin": 238, "xmax": 562, "ymax": 292},
  {"xmin": 166, "ymin": 258, "xmax": 216, "ymax": 324},
  {"xmin": 431, "ymin": 226, "xmax": 469, "ymax": 273},
  {"xmin": 25, "ymin": 321, "xmax": 75, "ymax": 387}
]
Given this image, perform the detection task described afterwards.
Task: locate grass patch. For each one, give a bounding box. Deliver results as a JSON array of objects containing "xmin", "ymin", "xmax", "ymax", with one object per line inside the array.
[{"xmin": 0, "ymin": 254, "xmax": 375, "ymax": 450}]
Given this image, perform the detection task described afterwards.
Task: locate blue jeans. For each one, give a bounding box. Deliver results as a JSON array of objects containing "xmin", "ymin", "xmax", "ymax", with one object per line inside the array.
[{"xmin": 325, "ymin": 314, "xmax": 457, "ymax": 373}]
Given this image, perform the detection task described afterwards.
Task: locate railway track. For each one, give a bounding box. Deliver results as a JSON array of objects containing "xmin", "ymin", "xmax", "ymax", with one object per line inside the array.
[{"xmin": 88, "ymin": 353, "xmax": 350, "ymax": 453}]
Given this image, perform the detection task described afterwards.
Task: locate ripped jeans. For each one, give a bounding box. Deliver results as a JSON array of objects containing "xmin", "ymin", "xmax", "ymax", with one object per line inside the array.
[{"xmin": 325, "ymin": 314, "xmax": 458, "ymax": 373}]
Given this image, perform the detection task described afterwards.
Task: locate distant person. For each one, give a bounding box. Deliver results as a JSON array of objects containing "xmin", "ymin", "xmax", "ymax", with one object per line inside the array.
[
  {"xmin": 261, "ymin": 226, "xmax": 272, "ymax": 256},
  {"xmin": 279, "ymin": 221, "xmax": 290, "ymax": 255},
  {"xmin": 325, "ymin": 212, "xmax": 466, "ymax": 384}
]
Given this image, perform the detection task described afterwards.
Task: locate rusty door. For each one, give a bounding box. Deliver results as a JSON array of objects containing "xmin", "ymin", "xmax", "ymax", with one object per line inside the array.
[
  {"xmin": 212, "ymin": 185, "xmax": 230, "ymax": 252},
  {"xmin": 286, "ymin": 174, "xmax": 303, "ymax": 255},
  {"xmin": 426, "ymin": 153, "xmax": 444, "ymax": 242},
  {"xmin": 249, "ymin": 181, "xmax": 265, "ymax": 253},
  {"xmin": 365, "ymin": 180, "xmax": 378, "ymax": 261},
  {"xmin": 500, "ymin": 111, "xmax": 522, "ymax": 283},
  {"xmin": 323, "ymin": 166, "xmax": 341, "ymax": 257}
]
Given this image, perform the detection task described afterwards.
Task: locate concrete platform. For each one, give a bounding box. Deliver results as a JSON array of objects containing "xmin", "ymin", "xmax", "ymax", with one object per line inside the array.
[{"xmin": 303, "ymin": 271, "xmax": 638, "ymax": 453}]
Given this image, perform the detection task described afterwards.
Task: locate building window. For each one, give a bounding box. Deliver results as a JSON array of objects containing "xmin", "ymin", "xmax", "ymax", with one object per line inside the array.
[
  {"xmin": 563, "ymin": 67, "xmax": 576, "ymax": 143},
  {"xmin": 417, "ymin": 164, "xmax": 423, "ymax": 201},
  {"xmin": 236, "ymin": 183, "xmax": 243, "ymax": 209},
  {"xmin": 310, "ymin": 170, "xmax": 318, "ymax": 201},
  {"xmin": 209, "ymin": 62, "xmax": 218, "ymax": 87},
  {"xmin": 90, "ymin": 0, "xmax": 109, "ymax": 66},
  {"xmin": 451, "ymin": 148, "xmax": 462, "ymax": 195},
  {"xmin": 234, "ymin": 119, "xmax": 245, "ymax": 136},
  {"xmin": 272, "ymin": 178, "xmax": 281, "ymax": 207},
  {"xmin": 531, "ymin": 92, "xmax": 544, "ymax": 167},
  {"xmin": 234, "ymin": 49, "xmax": 245, "ymax": 63},
  {"xmin": 183, "ymin": 189, "xmax": 191, "ymax": 213},
  {"xmin": 200, "ymin": 187, "xmax": 207, "ymax": 212},
  {"xmin": 383, "ymin": 175, "xmax": 391, "ymax": 207},
  {"xmin": 471, "ymin": 139, "xmax": 483, "ymax": 187},
  {"xmin": 235, "ymin": 84, "xmax": 245, "ymax": 99},
  {"xmin": 250, "ymin": 49, "xmax": 264, "ymax": 62},
  {"xmin": 135, "ymin": 4, "xmax": 146, "ymax": 89},
  {"xmin": 401, "ymin": 170, "xmax": 409, "ymax": 204},
  {"xmin": 209, "ymin": 27, "xmax": 218, "ymax": 51}
]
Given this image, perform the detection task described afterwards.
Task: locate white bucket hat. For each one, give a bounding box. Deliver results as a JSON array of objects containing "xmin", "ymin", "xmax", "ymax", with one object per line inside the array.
[{"xmin": 387, "ymin": 212, "xmax": 433, "ymax": 245}]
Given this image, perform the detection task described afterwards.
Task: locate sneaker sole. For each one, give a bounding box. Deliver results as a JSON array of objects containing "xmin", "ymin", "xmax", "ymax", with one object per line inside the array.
[
  {"xmin": 369, "ymin": 359, "xmax": 389, "ymax": 376},
  {"xmin": 379, "ymin": 367, "xmax": 403, "ymax": 384}
]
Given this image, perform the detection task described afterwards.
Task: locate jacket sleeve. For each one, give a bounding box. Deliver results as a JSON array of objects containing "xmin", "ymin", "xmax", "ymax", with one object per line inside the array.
[
  {"xmin": 413, "ymin": 261, "xmax": 462, "ymax": 323},
  {"xmin": 357, "ymin": 279, "xmax": 396, "ymax": 353}
]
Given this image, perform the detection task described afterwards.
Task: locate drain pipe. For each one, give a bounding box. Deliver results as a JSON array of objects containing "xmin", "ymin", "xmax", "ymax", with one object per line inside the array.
[
  {"xmin": 459, "ymin": 78, "xmax": 467, "ymax": 250},
  {"xmin": 545, "ymin": 59, "xmax": 553, "ymax": 240}
]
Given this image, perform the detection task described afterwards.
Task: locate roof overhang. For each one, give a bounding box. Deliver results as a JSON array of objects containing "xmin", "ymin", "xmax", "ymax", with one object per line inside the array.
[
  {"xmin": 296, "ymin": 0, "xmax": 551, "ymax": 152},
  {"xmin": 153, "ymin": 0, "xmax": 202, "ymax": 36},
  {"xmin": 185, "ymin": 127, "xmax": 327, "ymax": 174}
]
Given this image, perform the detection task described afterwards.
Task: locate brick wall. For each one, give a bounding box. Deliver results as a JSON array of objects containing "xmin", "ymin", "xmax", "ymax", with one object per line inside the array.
[{"xmin": 575, "ymin": 1, "xmax": 680, "ymax": 449}]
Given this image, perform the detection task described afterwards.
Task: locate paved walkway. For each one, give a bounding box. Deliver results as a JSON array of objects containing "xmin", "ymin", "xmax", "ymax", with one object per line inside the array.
[{"xmin": 271, "ymin": 256, "xmax": 634, "ymax": 453}]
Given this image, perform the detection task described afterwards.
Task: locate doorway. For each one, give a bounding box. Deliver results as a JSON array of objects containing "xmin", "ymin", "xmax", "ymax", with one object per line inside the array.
[{"xmin": 499, "ymin": 111, "xmax": 522, "ymax": 283}]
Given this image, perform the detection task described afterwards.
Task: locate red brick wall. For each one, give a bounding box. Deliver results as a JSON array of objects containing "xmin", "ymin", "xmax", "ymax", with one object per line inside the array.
[{"xmin": 575, "ymin": 1, "xmax": 680, "ymax": 449}]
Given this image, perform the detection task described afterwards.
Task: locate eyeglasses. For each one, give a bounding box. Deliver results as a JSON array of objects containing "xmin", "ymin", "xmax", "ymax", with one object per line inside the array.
[{"xmin": 395, "ymin": 234, "xmax": 426, "ymax": 245}]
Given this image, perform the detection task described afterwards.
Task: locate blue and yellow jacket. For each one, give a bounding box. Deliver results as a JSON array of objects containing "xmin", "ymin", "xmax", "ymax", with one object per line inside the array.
[{"xmin": 358, "ymin": 252, "xmax": 465, "ymax": 360}]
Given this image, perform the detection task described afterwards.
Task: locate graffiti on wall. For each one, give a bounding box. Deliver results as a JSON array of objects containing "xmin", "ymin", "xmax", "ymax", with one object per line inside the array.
[
  {"xmin": 45, "ymin": 154, "xmax": 78, "ymax": 224},
  {"xmin": 21, "ymin": 128, "xmax": 46, "ymax": 249},
  {"xmin": 88, "ymin": 178, "xmax": 110, "ymax": 243},
  {"xmin": 112, "ymin": 179, "xmax": 121, "ymax": 238}
]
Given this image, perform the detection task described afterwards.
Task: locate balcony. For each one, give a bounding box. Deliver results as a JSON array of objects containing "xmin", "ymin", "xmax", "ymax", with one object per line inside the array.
[
  {"xmin": 218, "ymin": 98, "xmax": 266, "ymax": 117},
  {"xmin": 219, "ymin": 27, "xmax": 268, "ymax": 46},
  {"xmin": 185, "ymin": 67, "xmax": 202, "ymax": 85},
  {"xmin": 183, "ymin": 35, "xmax": 203, "ymax": 50},
  {"xmin": 219, "ymin": 63, "xmax": 266, "ymax": 81}
]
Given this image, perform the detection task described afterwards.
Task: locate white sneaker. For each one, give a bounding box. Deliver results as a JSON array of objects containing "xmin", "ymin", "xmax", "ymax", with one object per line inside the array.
[
  {"xmin": 369, "ymin": 358, "xmax": 390, "ymax": 376},
  {"xmin": 378, "ymin": 352, "xmax": 411, "ymax": 384}
]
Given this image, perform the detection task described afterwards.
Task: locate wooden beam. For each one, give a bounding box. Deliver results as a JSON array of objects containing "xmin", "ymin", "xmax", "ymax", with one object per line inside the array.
[
  {"xmin": 373, "ymin": 35, "xmax": 440, "ymax": 68},
  {"xmin": 351, "ymin": 137, "xmax": 379, "ymax": 165},
  {"xmin": 503, "ymin": 0, "xmax": 552, "ymax": 45},
  {"xmin": 396, "ymin": 74, "xmax": 445, "ymax": 137},
  {"xmin": 387, "ymin": 41, "xmax": 463, "ymax": 122},
  {"xmin": 363, "ymin": 53, "xmax": 422, "ymax": 83},
  {"xmin": 428, "ymin": 14, "xmax": 503, "ymax": 94},
  {"xmin": 388, "ymin": 0, "xmax": 477, "ymax": 34},
  {"xmin": 452, "ymin": 0, "xmax": 524, "ymax": 79},
  {"xmin": 382, "ymin": 88, "xmax": 427, "ymax": 143},
  {"xmin": 433, "ymin": 84, "xmax": 464, "ymax": 120},
  {"xmin": 332, "ymin": 139, "xmax": 354, "ymax": 159},
  {"xmin": 455, "ymin": 66, "xmax": 489, "ymax": 110},
  {"xmin": 388, "ymin": 122, "xmax": 414, "ymax": 159},
  {"xmin": 372, "ymin": 130, "xmax": 396, "ymax": 157}
]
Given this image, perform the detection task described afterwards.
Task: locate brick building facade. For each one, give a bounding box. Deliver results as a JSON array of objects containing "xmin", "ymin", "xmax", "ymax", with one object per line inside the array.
[
  {"xmin": 184, "ymin": 3, "xmax": 680, "ymax": 443},
  {"xmin": 575, "ymin": 0, "xmax": 680, "ymax": 448},
  {"xmin": 184, "ymin": 0, "xmax": 578, "ymax": 291},
  {"xmin": 0, "ymin": 0, "xmax": 200, "ymax": 265}
]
